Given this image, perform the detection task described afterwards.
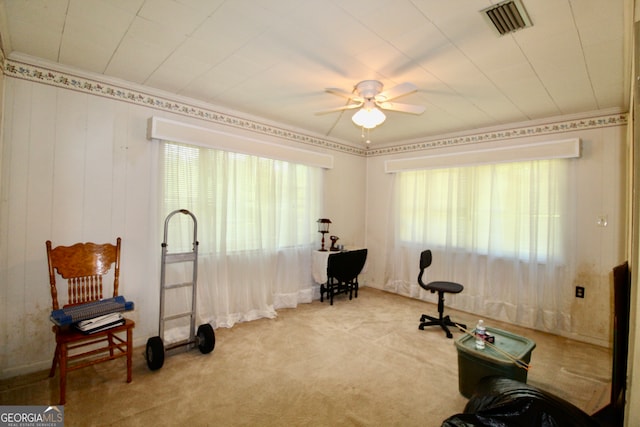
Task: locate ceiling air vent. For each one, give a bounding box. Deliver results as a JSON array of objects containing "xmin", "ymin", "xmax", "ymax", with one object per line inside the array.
[{"xmin": 482, "ymin": 0, "xmax": 532, "ymax": 35}]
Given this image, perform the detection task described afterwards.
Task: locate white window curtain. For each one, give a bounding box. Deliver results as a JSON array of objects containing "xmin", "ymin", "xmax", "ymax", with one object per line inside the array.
[
  {"xmin": 159, "ymin": 140, "xmax": 322, "ymax": 337},
  {"xmin": 385, "ymin": 159, "xmax": 577, "ymax": 333}
]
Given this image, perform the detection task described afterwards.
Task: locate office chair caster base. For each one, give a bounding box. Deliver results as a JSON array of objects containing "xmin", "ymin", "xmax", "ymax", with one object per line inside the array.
[
  {"xmin": 419, "ymin": 315, "xmax": 466, "ymax": 339},
  {"xmin": 419, "ymin": 321, "xmax": 453, "ymax": 338}
]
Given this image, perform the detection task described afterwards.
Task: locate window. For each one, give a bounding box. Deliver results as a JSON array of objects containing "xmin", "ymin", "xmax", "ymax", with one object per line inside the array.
[
  {"xmin": 396, "ymin": 159, "xmax": 569, "ymax": 262},
  {"xmin": 161, "ymin": 141, "xmax": 321, "ymax": 253},
  {"xmin": 158, "ymin": 140, "xmax": 322, "ymax": 326}
]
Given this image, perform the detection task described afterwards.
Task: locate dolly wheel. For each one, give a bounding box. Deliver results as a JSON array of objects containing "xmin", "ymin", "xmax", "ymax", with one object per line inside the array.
[
  {"xmin": 146, "ymin": 336, "xmax": 165, "ymax": 371},
  {"xmin": 197, "ymin": 323, "xmax": 215, "ymax": 354}
]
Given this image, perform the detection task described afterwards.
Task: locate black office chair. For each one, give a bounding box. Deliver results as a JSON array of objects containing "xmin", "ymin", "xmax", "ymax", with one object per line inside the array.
[
  {"xmin": 321, "ymin": 249, "xmax": 368, "ymax": 305},
  {"xmin": 418, "ymin": 249, "xmax": 465, "ymax": 338}
]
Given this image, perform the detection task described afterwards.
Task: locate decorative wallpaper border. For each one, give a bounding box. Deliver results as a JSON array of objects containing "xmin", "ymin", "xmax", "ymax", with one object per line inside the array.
[
  {"xmin": 3, "ymin": 57, "xmax": 628, "ymax": 158},
  {"xmin": 3, "ymin": 57, "xmax": 366, "ymax": 157},
  {"xmin": 366, "ymin": 113, "xmax": 628, "ymax": 156}
]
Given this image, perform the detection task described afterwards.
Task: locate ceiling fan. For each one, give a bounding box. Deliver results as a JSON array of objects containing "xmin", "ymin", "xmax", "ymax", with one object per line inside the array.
[{"xmin": 318, "ymin": 80, "xmax": 426, "ymax": 129}]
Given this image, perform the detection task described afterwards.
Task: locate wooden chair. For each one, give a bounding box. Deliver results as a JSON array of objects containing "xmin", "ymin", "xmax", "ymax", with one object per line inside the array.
[{"xmin": 46, "ymin": 238, "xmax": 134, "ymax": 404}]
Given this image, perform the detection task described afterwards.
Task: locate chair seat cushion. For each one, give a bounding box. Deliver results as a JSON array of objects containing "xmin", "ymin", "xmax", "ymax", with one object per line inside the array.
[{"xmin": 427, "ymin": 281, "xmax": 464, "ymax": 294}]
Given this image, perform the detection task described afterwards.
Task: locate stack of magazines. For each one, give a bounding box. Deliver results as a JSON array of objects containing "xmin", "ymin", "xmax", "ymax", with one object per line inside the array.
[{"xmin": 75, "ymin": 312, "xmax": 125, "ymax": 334}]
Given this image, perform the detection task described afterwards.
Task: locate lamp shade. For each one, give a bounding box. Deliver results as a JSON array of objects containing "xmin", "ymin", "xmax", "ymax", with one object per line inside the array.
[
  {"xmin": 352, "ymin": 107, "xmax": 386, "ymax": 129},
  {"xmin": 317, "ymin": 218, "xmax": 331, "ymax": 233}
]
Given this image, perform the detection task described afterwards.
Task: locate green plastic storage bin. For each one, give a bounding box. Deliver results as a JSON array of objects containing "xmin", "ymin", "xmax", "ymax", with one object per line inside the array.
[{"xmin": 455, "ymin": 326, "xmax": 536, "ymax": 398}]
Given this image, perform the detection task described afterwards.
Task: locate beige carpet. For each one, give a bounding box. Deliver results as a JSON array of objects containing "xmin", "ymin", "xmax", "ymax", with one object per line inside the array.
[{"xmin": 0, "ymin": 287, "xmax": 611, "ymax": 426}]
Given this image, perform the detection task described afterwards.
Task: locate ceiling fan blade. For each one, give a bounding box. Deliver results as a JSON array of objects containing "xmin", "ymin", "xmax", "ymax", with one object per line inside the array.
[
  {"xmin": 325, "ymin": 87, "xmax": 363, "ymax": 102},
  {"xmin": 375, "ymin": 82, "xmax": 418, "ymax": 102},
  {"xmin": 377, "ymin": 101, "xmax": 426, "ymax": 114},
  {"xmin": 315, "ymin": 103, "xmax": 362, "ymax": 115}
]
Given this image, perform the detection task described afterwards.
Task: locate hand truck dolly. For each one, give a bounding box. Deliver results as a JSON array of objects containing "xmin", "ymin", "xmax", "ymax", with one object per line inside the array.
[{"xmin": 145, "ymin": 209, "xmax": 215, "ymax": 370}]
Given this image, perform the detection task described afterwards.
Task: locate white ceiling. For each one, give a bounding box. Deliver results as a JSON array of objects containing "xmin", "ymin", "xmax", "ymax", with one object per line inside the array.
[{"xmin": 0, "ymin": 0, "xmax": 631, "ymax": 146}]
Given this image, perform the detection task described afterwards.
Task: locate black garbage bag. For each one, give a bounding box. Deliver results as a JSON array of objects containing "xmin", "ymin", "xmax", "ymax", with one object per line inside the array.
[{"xmin": 441, "ymin": 376, "xmax": 600, "ymax": 427}]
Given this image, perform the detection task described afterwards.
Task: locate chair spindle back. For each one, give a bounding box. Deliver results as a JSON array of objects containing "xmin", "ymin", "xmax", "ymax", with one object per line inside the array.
[{"xmin": 46, "ymin": 238, "xmax": 121, "ymax": 310}]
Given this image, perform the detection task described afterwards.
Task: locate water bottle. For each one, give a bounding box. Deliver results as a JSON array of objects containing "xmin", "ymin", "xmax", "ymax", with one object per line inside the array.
[{"xmin": 475, "ymin": 320, "xmax": 486, "ymax": 349}]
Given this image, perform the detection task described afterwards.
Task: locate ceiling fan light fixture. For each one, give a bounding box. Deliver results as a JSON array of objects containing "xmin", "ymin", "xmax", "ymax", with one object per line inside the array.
[
  {"xmin": 321, "ymin": 79, "xmax": 423, "ymax": 133},
  {"xmin": 352, "ymin": 107, "xmax": 386, "ymax": 129}
]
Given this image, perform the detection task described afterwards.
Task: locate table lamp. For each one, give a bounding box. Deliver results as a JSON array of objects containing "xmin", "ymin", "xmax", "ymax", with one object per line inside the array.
[{"xmin": 317, "ymin": 218, "xmax": 332, "ymax": 251}]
